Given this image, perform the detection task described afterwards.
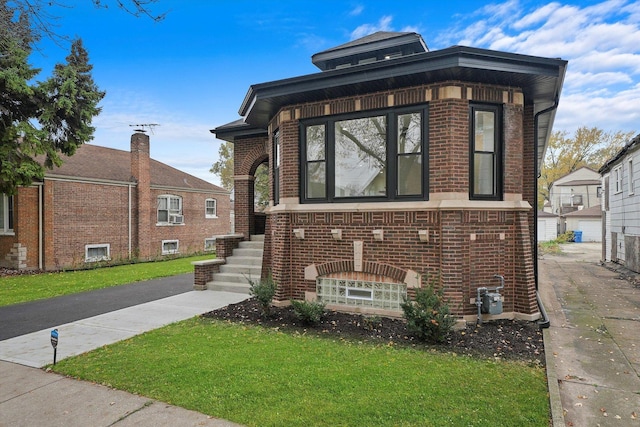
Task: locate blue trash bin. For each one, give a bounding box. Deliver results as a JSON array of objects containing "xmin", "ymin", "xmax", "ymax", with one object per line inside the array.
[{"xmin": 573, "ymin": 230, "xmax": 582, "ymax": 243}]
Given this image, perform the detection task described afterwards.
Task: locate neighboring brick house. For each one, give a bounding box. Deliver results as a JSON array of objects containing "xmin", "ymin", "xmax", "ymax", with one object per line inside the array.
[
  {"xmin": 212, "ymin": 31, "xmax": 567, "ymax": 322},
  {"xmin": 0, "ymin": 132, "xmax": 230, "ymax": 270},
  {"xmin": 600, "ymin": 133, "xmax": 640, "ymax": 271}
]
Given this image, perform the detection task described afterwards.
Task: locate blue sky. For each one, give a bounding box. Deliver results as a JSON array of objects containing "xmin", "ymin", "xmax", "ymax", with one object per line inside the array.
[{"xmin": 30, "ymin": 0, "xmax": 640, "ymax": 186}]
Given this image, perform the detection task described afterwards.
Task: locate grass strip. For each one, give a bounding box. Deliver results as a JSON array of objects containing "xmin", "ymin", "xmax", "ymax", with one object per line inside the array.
[
  {"xmin": 52, "ymin": 318, "xmax": 550, "ymax": 427},
  {"xmin": 0, "ymin": 255, "xmax": 212, "ymax": 307}
]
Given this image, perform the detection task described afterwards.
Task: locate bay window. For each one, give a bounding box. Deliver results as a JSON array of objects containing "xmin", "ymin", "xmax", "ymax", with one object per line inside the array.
[
  {"xmin": 301, "ymin": 107, "xmax": 427, "ymax": 202},
  {"xmin": 470, "ymin": 104, "xmax": 502, "ymax": 200}
]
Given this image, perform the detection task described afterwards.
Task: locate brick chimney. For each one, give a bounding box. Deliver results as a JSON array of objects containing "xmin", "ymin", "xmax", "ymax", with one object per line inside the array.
[{"xmin": 131, "ymin": 132, "xmax": 151, "ymax": 259}]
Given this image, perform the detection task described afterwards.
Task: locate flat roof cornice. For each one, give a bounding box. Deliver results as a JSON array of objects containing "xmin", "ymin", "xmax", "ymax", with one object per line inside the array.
[{"xmin": 239, "ymin": 45, "xmax": 567, "ymax": 127}]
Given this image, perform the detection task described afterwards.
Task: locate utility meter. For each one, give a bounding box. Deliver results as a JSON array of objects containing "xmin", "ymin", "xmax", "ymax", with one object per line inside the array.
[{"xmin": 481, "ymin": 292, "xmax": 503, "ymax": 315}]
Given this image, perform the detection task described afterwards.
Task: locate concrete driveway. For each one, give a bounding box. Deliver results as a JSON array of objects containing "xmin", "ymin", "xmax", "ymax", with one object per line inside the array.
[{"xmin": 539, "ymin": 242, "xmax": 640, "ymax": 426}]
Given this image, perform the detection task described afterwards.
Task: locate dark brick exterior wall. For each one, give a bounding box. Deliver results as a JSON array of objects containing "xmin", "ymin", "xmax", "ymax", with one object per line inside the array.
[{"xmin": 232, "ymin": 80, "xmax": 540, "ymax": 319}]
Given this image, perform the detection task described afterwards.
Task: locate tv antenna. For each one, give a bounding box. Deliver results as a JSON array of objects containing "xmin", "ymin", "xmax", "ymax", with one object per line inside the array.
[{"xmin": 129, "ymin": 124, "xmax": 160, "ymax": 134}]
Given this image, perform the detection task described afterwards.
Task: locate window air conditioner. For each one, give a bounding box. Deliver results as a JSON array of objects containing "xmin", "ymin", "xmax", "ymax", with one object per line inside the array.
[{"xmin": 169, "ymin": 214, "xmax": 184, "ymax": 224}]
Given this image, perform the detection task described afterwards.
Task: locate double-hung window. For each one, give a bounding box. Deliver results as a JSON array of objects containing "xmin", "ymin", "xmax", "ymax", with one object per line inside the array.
[
  {"xmin": 301, "ymin": 106, "xmax": 428, "ymax": 202},
  {"xmin": 157, "ymin": 195, "xmax": 183, "ymax": 224},
  {"xmin": 0, "ymin": 194, "xmax": 14, "ymax": 234},
  {"xmin": 470, "ymin": 104, "xmax": 502, "ymax": 200},
  {"xmin": 205, "ymin": 198, "xmax": 217, "ymax": 218},
  {"xmin": 614, "ymin": 165, "xmax": 623, "ymax": 194}
]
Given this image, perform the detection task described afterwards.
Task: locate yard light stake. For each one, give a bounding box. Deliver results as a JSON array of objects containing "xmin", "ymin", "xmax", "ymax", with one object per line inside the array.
[{"xmin": 50, "ymin": 329, "xmax": 58, "ymax": 365}]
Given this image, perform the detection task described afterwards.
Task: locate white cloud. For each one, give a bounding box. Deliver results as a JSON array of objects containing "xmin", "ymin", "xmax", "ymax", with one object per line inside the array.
[
  {"xmin": 349, "ymin": 5, "xmax": 364, "ymax": 17},
  {"xmin": 435, "ymin": 0, "xmax": 640, "ymax": 134},
  {"xmin": 350, "ymin": 15, "xmax": 393, "ymax": 39}
]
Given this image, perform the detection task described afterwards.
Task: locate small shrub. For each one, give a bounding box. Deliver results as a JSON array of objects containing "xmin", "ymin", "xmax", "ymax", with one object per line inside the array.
[
  {"xmin": 557, "ymin": 231, "xmax": 574, "ymax": 243},
  {"xmin": 362, "ymin": 315, "xmax": 382, "ymax": 331},
  {"xmin": 401, "ymin": 285, "xmax": 455, "ymax": 343},
  {"xmin": 248, "ymin": 275, "xmax": 277, "ymax": 316},
  {"xmin": 290, "ymin": 299, "xmax": 326, "ymax": 325}
]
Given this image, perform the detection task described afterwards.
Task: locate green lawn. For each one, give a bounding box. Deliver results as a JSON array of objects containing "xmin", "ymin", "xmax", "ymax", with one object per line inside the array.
[
  {"xmin": 52, "ymin": 318, "xmax": 550, "ymax": 427},
  {"xmin": 0, "ymin": 254, "xmax": 213, "ymax": 307}
]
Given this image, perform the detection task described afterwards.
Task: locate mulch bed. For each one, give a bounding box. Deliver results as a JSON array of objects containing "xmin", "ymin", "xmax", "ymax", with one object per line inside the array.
[{"xmin": 203, "ymin": 298, "xmax": 545, "ymax": 365}]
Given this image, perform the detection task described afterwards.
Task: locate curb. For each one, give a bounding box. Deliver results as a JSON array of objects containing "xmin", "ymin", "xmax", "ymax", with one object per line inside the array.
[{"xmin": 543, "ymin": 328, "xmax": 565, "ymax": 426}]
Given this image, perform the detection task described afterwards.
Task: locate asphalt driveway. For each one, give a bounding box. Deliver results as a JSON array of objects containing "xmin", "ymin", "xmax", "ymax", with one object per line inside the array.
[{"xmin": 0, "ymin": 273, "xmax": 193, "ymax": 340}]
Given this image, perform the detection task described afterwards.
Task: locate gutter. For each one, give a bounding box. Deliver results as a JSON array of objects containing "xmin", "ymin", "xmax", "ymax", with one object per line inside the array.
[{"xmin": 534, "ymin": 99, "xmax": 559, "ymax": 329}]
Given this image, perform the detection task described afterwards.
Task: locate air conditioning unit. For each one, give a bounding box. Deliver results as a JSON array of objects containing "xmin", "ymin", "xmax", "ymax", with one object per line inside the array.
[{"xmin": 169, "ymin": 214, "xmax": 184, "ymax": 224}]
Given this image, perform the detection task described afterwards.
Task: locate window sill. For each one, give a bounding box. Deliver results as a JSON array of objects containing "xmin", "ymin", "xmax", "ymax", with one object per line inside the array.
[
  {"xmin": 156, "ymin": 222, "xmax": 185, "ymax": 226},
  {"xmin": 85, "ymin": 257, "xmax": 111, "ymax": 263},
  {"xmin": 205, "ymin": 215, "xmax": 218, "ymax": 219},
  {"xmin": 0, "ymin": 231, "xmax": 15, "ymax": 236}
]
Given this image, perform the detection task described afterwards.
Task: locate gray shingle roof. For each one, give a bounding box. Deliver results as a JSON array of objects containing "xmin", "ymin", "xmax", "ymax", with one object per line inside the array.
[{"xmin": 45, "ymin": 143, "xmax": 227, "ymax": 193}]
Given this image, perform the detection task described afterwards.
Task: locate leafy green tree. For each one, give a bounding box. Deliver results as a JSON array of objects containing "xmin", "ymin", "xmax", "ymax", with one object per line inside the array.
[
  {"xmin": 210, "ymin": 141, "xmax": 269, "ymax": 211},
  {"xmin": 210, "ymin": 141, "xmax": 234, "ymax": 190},
  {"xmin": 0, "ymin": 34, "xmax": 105, "ymax": 194},
  {"xmin": 538, "ymin": 127, "xmax": 634, "ymax": 207}
]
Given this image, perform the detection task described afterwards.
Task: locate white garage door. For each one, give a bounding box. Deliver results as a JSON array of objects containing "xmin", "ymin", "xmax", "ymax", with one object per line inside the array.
[
  {"xmin": 537, "ymin": 218, "xmax": 557, "ymax": 242},
  {"xmin": 578, "ymin": 220, "xmax": 601, "ymax": 242}
]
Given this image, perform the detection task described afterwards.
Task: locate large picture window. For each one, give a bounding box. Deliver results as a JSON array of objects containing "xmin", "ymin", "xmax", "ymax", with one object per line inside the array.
[
  {"xmin": 470, "ymin": 104, "xmax": 502, "ymax": 200},
  {"xmin": 301, "ymin": 107, "xmax": 427, "ymax": 202}
]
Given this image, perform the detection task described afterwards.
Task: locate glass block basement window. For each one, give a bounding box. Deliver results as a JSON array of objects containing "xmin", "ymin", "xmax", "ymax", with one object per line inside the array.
[{"xmin": 317, "ymin": 278, "xmax": 407, "ymax": 310}]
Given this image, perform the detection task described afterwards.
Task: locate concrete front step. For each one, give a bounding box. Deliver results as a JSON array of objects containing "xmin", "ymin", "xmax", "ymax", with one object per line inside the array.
[
  {"xmin": 231, "ymin": 248, "xmax": 263, "ymax": 258},
  {"xmin": 206, "ymin": 234, "xmax": 265, "ymax": 295},
  {"xmin": 211, "ymin": 272, "xmax": 258, "ymax": 284},
  {"xmin": 239, "ymin": 241, "xmax": 264, "ymax": 250},
  {"xmin": 219, "ymin": 263, "xmax": 262, "ymax": 275},
  {"xmin": 225, "ymin": 256, "xmax": 262, "ymax": 266},
  {"xmin": 208, "ymin": 281, "xmax": 251, "ymax": 294}
]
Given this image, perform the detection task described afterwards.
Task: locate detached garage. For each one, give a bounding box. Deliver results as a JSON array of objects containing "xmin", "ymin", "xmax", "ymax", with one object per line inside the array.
[
  {"xmin": 563, "ymin": 205, "xmax": 602, "ymax": 242},
  {"xmin": 537, "ymin": 211, "xmax": 558, "ymax": 242}
]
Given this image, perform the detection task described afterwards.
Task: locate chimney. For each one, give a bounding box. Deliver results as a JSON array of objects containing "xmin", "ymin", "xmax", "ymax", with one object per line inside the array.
[{"xmin": 131, "ymin": 132, "xmax": 151, "ymax": 259}]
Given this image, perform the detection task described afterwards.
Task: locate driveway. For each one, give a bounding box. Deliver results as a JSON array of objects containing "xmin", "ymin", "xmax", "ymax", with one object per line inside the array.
[{"xmin": 539, "ymin": 242, "xmax": 640, "ymax": 426}]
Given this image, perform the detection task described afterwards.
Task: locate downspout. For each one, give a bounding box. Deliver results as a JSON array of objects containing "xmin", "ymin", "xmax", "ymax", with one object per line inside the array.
[
  {"xmin": 534, "ymin": 98, "xmax": 559, "ymax": 329},
  {"xmin": 128, "ymin": 183, "xmax": 132, "ymax": 259},
  {"xmin": 38, "ymin": 183, "xmax": 43, "ymax": 270}
]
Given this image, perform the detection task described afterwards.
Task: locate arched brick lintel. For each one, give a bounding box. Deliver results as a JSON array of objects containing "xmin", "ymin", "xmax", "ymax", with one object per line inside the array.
[{"xmin": 311, "ymin": 260, "xmax": 410, "ymax": 284}]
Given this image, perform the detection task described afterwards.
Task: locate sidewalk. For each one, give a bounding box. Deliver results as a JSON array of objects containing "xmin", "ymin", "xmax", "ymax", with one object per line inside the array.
[
  {"xmin": 0, "ymin": 288, "xmax": 248, "ymax": 426},
  {"xmin": 539, "ymin": 242, "xmax": 640, "ymax": 426}
]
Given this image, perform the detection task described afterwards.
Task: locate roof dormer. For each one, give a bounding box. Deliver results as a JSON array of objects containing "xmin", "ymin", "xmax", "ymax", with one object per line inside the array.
[{"xmin": 311, "ymin": 31, "xmax": 429, "ymax": 71}]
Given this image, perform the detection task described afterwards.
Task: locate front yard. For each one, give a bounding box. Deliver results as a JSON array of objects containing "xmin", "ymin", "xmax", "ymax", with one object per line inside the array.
[{"xmin": 51, "ymin": 315, "xmax": 550, "ymax": 426}]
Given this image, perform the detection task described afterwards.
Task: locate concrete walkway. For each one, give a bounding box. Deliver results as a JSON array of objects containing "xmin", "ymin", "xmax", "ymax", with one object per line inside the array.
[
  {"xmin": 539, "ymin": 242, "xmax": 640, "ymax": 426},
  {"xmin": 0, "ymin": 280, "xmax": 248, "ymax": 426}
]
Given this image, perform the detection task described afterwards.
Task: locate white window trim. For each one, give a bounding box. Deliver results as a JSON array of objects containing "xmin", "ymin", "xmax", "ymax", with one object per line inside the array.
[
  {"xmin": 204, "ymin": 238, "xmax": 216, "ymax": 252},
  {"xmin": 157, "ymin": 195, "xmax": 184, "ymax": 226},
  {"xmin": 614, "ymin": 165, "xmax": 623, "ymax": 194},
  {"xmin": 85, "ymin": 244, "xmax": 111, "ymax": 263},
  {"xmin": 0, "ymin": 194, "xmax": 14, "ymax": 235},
  {"xmin": 162, "ymin": 239, "xmax": 179, "ymax": 255},
  {"xmin": 205, "ymin": 198, "xmax": 218, "ymax": 218},
  {"xmin": 629, "ymin": 158, "xmax": 635, "ymax": 196}
]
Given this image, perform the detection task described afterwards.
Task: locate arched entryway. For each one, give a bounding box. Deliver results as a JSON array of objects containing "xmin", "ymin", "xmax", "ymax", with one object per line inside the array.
[{"xmin": 233, "ymin": 136, "xmax": 269, "ymax": 239}]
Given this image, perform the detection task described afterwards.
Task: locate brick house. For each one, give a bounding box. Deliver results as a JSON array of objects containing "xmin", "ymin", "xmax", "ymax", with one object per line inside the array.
[
  {"xmin": 212, "ymin": 32, "xmax": 567, "ymax": 322},
  {"xmin": 0, "ymin": 132, "xmax": 230, "ymax": 270}
]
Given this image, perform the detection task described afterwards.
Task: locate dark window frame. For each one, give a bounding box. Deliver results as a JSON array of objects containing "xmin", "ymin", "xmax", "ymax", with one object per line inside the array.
[
  {"xmin": 300, "ymin": 106, "xmax": 429, "ymax": 203},
  {"xmin": 273, "ymin": 130, "xmax": 280, "ymax": 205},
  {"xmin": 469, "ymin": 103, "xmax": 503, "ymax": 201}
]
